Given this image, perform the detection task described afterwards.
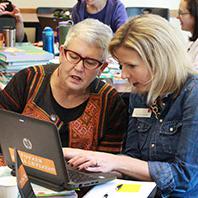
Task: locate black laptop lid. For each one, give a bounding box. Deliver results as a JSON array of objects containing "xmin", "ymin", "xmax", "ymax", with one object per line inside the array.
[
  {"xmin": 0, "ymin": 109, "xmax": 116, "ymax": 191},
  {"xmin": 0, "ymin": 109, "xmax": 69, "ymax": 190}
]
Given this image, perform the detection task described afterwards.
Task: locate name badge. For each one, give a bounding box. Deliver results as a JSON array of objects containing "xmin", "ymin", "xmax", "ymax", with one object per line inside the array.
[{"xmin": 132, "ymin": 108, "xmax": 151, "ymax": 118}]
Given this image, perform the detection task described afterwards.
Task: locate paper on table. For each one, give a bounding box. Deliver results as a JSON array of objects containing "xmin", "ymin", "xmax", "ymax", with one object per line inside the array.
[
  {"xmin": 32, "ymin": 184, "xmax": 77, "ymax": 197},
  {"xmin": 83, "ymin": 179, "xmax": 156, "ymax": 198}
]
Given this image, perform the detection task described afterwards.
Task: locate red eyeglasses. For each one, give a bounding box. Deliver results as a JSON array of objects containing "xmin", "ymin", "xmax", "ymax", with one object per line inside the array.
[{"xmin": 64, "ymin": 49, "xmax": 103, "ymax": 70}]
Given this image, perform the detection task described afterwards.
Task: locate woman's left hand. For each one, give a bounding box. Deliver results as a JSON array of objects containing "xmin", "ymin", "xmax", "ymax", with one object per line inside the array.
[{"xmin": 68, "ymin": 151, "xmax": 118, "ymax": 173}]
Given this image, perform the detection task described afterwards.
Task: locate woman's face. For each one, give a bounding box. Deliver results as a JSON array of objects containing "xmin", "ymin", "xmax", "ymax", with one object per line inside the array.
[
  {"xmin": 114, "ymin": 46, "xmax": 152, "ymax": 94},
  {"xmin": 177, "ymin": 0, "xmax": 195, "ymax": 33},
  {"xmin": 58, "ymin": 38, "xmax": 104, "ymax": 92},
  {"xmin": 85, "ymin": 0, "xmax": 100, "ymax": 6}
]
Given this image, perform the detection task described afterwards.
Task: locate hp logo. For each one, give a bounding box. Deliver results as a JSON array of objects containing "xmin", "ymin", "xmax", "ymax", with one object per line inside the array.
[{"xmin": 23, "ymin": 138, "xmax": 32, "ymax": 150}]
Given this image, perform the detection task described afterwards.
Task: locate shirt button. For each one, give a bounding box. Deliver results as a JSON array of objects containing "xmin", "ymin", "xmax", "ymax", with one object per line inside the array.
[
  {"xmin": 151, "ymin": 144, "xmax": 155, "ymax": 148},
  {"xmin": 50, "ymin": 114, "xmax": 57, "ymax": 122},
  {"xmin": 159, "ymin": 119, "xmax": 163, "ymax": 123},
  {"xmin": 169, "ymin": 127, "xmax": 174, "ymax": 132},
  {"xmin": 162, "ymin": 103, "xmax": 165, "ymax": 106}
]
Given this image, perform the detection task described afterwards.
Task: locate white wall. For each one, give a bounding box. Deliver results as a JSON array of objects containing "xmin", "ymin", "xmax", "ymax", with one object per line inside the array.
[
  {"xmin": 12, "ymin": 0, "xmax": 180, "ymax": 9},
  {"xmin": 12, "ymin": 0, "xmax": 76, "ymax": 8}
]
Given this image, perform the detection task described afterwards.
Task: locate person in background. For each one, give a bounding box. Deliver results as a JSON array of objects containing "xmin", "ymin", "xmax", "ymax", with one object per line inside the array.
[
  {"xmin": 0, "ymin": 1, "xmax": 26, "ymax": 42},
  {"xmin": 64, "ymin": 14, "xmax": 198, "ymax": 197},
  {"xmin": 0, "ymin": 18, "xmax": 128, "ymax": 164},
  {"xmin": 72, "ymin": 0, "xmax": 128, "ymax": 32},
  {"xmin": 177, "ymin": 0, "xmax": 198, "ymax": 70}
]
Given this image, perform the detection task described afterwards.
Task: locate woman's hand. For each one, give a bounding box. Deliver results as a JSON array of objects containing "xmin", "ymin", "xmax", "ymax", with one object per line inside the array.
[
  {"xmin": 68, "ymin": 151, "xmax": 119, "ymax": 173},
  {"xmin": 0, "ymin": 3, "xmax": 23, "ymax": 23},
  {"xmin": 64, "ymin": 148, "xmax": 151, "ymax": 180},
  {"xmin": 63, "ymin": 147, "xmax": 123, "ymax": 174},
  {"xmin": 0, "ymin": 3, "xmax": 9, "ymax": 15}
]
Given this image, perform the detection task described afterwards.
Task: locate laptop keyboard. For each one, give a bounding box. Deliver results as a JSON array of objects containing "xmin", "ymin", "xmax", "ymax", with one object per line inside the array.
[{"xmin": 67, "ymin": 165, "xmax": 98, "ymax": 183}]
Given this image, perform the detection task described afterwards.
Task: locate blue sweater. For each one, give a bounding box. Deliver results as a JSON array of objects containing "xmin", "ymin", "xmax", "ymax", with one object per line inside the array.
[{"xmin": 72, "ymin": 0, "xmax": 128, "ymax": 32}]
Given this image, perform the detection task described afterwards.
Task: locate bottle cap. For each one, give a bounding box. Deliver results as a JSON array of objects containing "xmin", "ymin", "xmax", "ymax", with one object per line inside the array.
[
  {"xmin": 58, "ymin": 20, "xmax": 73, "ymax": 26},
  {"xmin": 43, "ymin": 26, "xmax": 53, "ymax": 31}
]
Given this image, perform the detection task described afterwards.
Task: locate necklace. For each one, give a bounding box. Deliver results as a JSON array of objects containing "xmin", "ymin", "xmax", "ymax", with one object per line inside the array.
[{"xmin": 149, "ymin": 100, "xmax": 161, "ymax": 119}]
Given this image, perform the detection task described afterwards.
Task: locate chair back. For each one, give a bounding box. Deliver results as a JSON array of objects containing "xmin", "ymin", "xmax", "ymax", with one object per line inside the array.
[
  {"xmin": 36, "ymin": 7, "xmax": 72, "ymax": 31},
  {"xmin": 126, "ymin": 7, "xmax": 170, "ymax": 20},
  {"xmin": 0, "ymin": 15, "xmax": 16, "ymax": 31}
]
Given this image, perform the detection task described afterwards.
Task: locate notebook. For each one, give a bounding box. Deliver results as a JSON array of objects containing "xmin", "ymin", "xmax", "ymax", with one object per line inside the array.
[{"xmin": 0, "ymin": 109, "xmax": 116, "ymax": 191}]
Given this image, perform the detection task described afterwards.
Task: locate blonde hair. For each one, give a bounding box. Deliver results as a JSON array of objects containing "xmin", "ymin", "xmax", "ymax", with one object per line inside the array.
[
  {"xmin": 109, "ymin": 14, "xmax": 193, "ymax": 105},
  {"xmin": 64, "ymin": 18, "xmax": 113, "ymax": 61}
]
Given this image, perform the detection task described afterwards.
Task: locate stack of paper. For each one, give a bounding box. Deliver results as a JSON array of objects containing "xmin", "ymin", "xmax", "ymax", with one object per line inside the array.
[
  {"xmin": 0, "ymin": 42, "xmax": 54, "ymax": 72},
  {"xmin": 83, "ymin": 179, "xmax": 156, "ymax": 198}
]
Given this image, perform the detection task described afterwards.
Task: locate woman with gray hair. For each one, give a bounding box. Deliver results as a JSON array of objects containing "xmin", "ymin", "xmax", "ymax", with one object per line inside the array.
[
  {"xmin": 65, "ymin": 14, "xmax": 198, "ymax": 197},
  {"xmin": 0, "ymin": 19, "xmax": 128, "ymax": 165}
]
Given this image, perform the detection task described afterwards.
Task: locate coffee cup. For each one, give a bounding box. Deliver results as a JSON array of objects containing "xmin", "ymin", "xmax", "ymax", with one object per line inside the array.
[{"xmin": 3, "ymin": 28, "xmax": 16, "ymax": 47}]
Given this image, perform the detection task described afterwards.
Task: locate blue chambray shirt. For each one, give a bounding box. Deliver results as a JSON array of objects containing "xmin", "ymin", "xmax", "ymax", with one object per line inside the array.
[{"xmin": 123, "ymin": 74, "xmax": 198, "ymax": 197}]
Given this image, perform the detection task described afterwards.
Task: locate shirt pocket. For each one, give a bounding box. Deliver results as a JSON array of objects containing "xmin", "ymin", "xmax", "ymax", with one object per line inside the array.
[
  {"xmin": 136, "ymin": 119, "xmax": 152, "ymax": 150},
  {"xmin": 160, "ymin": 120, "xmax": 182, "ymax": 155}
]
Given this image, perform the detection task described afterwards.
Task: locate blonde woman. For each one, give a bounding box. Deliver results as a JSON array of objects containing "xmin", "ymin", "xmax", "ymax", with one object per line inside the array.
[{"xmin": 64, "ymin": 14, "xmax": 198, "ymax": 197}]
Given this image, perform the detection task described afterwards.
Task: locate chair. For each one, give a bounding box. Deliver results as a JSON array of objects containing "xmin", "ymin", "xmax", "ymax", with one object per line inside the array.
[{"xmin": 126, "ymin": 7, "xmax": 170, "ymax": 21}]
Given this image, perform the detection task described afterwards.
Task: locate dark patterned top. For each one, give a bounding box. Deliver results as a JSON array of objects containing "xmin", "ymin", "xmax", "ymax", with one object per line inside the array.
[{"xmin": 0, "ymin": 64, "xmax": 128, "ymax": 165}]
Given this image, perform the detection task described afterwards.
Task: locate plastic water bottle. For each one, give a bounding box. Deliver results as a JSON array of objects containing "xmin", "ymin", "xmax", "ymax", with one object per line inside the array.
[{"xmin": 42, "ymin": 27, "xmax": 54, "ymax": 54}]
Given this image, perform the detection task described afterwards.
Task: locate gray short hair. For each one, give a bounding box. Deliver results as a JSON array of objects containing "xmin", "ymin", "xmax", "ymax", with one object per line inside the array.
[{"xmin": 64, "ymin": 18, "xmax": 113, "ymax": 61}]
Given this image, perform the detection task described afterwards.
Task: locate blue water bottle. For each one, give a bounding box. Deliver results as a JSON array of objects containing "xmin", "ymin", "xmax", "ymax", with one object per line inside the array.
[{"xmin": 42, "ymin": 27, "xmax": 54, "ymax": 54}]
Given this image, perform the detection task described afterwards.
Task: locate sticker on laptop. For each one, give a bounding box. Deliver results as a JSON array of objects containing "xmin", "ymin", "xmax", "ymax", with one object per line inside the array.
[{"xmin": 9, "ymin": 147, "xmax": 57, "ymax": 175}]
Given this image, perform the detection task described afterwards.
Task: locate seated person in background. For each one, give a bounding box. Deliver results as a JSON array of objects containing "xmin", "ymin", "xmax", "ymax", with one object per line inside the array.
[
  {"xmin": 0, "ymin": 19, "xmax": 128, "ymax": 164},
  {"xmin": 64, "ymin": 14, "xmax": 198, "ymax": 197},
  {"xmin": 177, "ymin": 0, "xmax": 198, "ymax": 70},
  {"xmin": 72, "ymin": 0, "xmax": 128, "ymax": 32},
  {"xmin": 0, "ymin": 1, "xmax": 26, "ymax": 42}
]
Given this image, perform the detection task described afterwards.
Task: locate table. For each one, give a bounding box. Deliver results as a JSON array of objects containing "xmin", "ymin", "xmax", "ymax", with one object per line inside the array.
[{"xmin": 0, "ymin": 166, "xmax": 157, "ymax": 198}]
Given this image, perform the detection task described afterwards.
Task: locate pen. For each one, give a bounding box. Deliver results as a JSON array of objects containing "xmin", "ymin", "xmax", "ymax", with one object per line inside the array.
[
  {"xmin": 103, "ymin": 184, "xmax": 123, "ymax": 197},
  {"xmin": 116, "ymin": 184, "xmax": 123, "ymax": 191}
]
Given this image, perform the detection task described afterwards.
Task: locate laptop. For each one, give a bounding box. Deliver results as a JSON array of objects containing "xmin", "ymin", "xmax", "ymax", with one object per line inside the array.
[{"xmin": 0, "ymin": 109, "xmax": 116, "ymax": 191}]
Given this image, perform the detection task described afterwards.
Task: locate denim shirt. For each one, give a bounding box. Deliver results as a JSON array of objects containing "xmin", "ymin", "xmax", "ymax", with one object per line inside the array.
[{"xmin": 123, "ymin": 75, "xmax": 198, "ymax": 197}]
